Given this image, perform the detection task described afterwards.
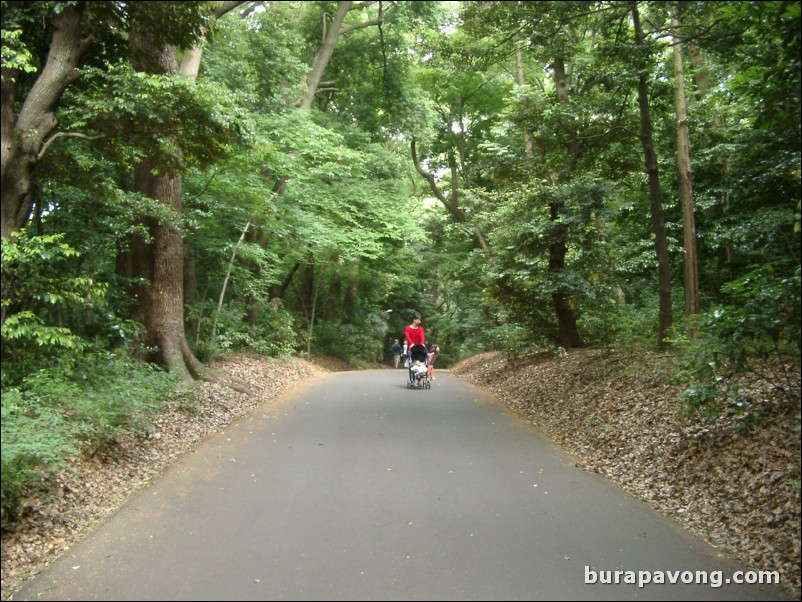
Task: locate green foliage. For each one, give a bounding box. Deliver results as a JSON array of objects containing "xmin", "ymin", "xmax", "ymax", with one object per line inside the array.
[
  {"xmin": 63, "ymin": 63, "xmax": 247, "ymax": 171},
  {"xmin": 0, "ymin": 27, "xmax": 38, "ymax": 76},
  {"xmin": 1, "ymin": 311, "xmax": 86, "ymax": 352},
  {"xmin": 310, "ymin": 314, "xmax": 388, "ymax": 364},
  {"xmin": 126, "ymin": 1, "xmax": 217, "ymax": 51},
  {"xmin": 2, "ymin": 232, "xmax": 93, "ymax": 302},
  {"xmin": 25, "ymin": 351, "xmax": 177, "ymax": 445},
  {"xmin": 692, "ymin": 0, "xmax": 801, "ymax": 131},
  {"xmin": 675, "ymin": 265, "xmax": 801, "ymax": 420},
  {"xmin": 487, "ymin": 323, "xmax": 531, "ymax": 358},
  {"xmin": 189, "ymin": 300, "xmax": 299, "ymax": 360},
  {"xmin": 200, "ymin": 4, "xmax": 309, "ymax": 113},
  {"xmin": 1, "ymin": 385, "xmax": 78, "ymax": 523},
  {"xmin": 1, "ymin": 350, "xmax": 177, "ymax": 520},
  {"xmin": 1, "ymin": 232, "xmax": 109, "ymax": 383}
]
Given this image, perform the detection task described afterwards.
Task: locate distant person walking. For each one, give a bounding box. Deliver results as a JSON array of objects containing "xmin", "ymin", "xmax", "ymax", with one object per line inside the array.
[{"xmin": 391, "ymin": 339, "xmax": 402, "ymax": 368}]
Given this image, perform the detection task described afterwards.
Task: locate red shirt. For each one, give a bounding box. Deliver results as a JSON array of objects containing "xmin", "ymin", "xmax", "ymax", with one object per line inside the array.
[{"xmin": 404, "ymin": 325, "xmax": 425, "ymax": 347}]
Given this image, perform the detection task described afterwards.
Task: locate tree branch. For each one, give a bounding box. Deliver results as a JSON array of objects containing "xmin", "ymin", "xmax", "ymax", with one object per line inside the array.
[
  {"xmin": 339, "ymin": 18, "xmax": 384, "ymax": 35},
  {"xmin": 37, "ymin": 131, "xmax": 105, "ymax": 160},
  {"xmin": 410, "ymin": 138, "xmax": 448, "ymax": 205},
  {"xmin": 213, "ymin": 1, "xmax": 248, "ymax": 19},
  {"xmin": 341, "ymin": 1, "xmax": 393, "ymax": 35}
]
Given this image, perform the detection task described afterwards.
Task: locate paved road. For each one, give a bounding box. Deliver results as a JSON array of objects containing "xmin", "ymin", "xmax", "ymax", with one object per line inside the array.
[{"xmin": 15, "ymin": 370, "xmax": 787, "ymax": 601}]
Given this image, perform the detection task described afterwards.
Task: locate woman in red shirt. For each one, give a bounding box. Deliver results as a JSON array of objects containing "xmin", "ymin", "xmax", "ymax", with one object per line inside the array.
[
  {"xmin": 405, "ymin": 313, "xmax": 427, "ymax": 385},
  {"xmin": 404, "ymin": 313, "xmax": 425, "ymax": 348}
]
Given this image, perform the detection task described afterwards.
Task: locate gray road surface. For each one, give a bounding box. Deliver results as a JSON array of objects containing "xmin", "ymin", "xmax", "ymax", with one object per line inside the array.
[{"xmin": 13, "ymin": 370, "xmax": 788, "ymax": 601}]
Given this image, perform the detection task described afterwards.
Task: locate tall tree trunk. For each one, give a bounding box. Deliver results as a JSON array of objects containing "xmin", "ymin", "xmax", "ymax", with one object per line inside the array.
[
  {"xmin": 126, "ymin": 25, "xmax": 204, "ymax": 381},
  {"xmin": 122, "ymin": 1, "xmax": 244, "ymax": 380},
  {"xmin": 1, "ymin": 4, "xmax": 89, "ymax": 240},
  {"xmin": 632, "ymin": 1, "xmax": 672, "ymax": 348},
  {"xmin": 549, "ymin": 57, "xmax": 583, "ymax": 349},
  {"xmin": 129, "ymin": 158, "xmax": 204, "ymax": 380},
  {"xmin": 671, "ymin": 5, "xmax": 700, "ymax": 320}
]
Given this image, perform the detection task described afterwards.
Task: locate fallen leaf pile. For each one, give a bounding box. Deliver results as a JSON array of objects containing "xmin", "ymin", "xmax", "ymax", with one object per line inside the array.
[{"xmin": 450, "ymin": 348, "xmax": 801, "ymax": 598}]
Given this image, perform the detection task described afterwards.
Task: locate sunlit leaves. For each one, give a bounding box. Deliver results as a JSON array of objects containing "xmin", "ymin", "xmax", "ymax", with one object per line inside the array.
[
  {"xmin": 1, "ymin": 232, "xmax": 108, "ymax": 311},
  {"xmin": 0, "ymin": 28, "xmax": 38, "ymax": 77},
  {"xmin": 59, "ymin": 63, "xmax": 247, "ymax": 172}
]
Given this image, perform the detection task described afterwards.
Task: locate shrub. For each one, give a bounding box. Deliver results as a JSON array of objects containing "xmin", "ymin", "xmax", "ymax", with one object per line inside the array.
[
  {"xmin": 0, "ymin": 350, "xmax": 177, "ymax": 521},
  {"xmin": 188, "ymin": 301, "xmax": 299, "ymax": 359},
  {"xmin": 310, "ymin": 315, "xmax": 387, "ymax": 364},
  {"xmin": 1, "ymin": 388, "xmax": 79, "ymax": 522},
  {"xmin": 675, "ymin": 264, "xmax": 801, "ymax": 420}
]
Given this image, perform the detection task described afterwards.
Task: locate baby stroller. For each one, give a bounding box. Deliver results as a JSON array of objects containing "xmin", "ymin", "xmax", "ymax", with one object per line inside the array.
[{"xmin": 406, "ymin": 344, "xmax": 431, "ymax": 389}]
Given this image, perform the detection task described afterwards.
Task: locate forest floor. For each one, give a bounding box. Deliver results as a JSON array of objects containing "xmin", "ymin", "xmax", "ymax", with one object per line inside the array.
[{"xmin": 1, "ymin": 349, "xmax": 800, "ymax": 599}]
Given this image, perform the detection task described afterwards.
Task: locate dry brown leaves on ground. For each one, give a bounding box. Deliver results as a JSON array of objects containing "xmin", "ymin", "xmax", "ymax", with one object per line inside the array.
[{"xmin": 450, "ymin": 348, "xmax": 801, "ymax": 599}]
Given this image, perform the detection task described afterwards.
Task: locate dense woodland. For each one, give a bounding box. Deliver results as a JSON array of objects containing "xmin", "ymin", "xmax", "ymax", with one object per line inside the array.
[{"xmin": 1, "ymin": 1, "xmax": 800, "ymax": 523}]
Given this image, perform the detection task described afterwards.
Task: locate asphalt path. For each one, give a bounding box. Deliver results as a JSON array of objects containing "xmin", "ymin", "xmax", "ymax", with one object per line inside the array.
[{"xmin": 14, "ymin": 369, "xmax": 788, "ymax": 601}]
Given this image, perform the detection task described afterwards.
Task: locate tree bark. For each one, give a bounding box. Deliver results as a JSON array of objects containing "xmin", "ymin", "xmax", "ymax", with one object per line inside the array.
[
  {"xmin": 549, "ymin": 56, "xmax": 583, "ymax": 349},
  {"xmin": 122, "ymin": 1, "xmax": 246, "ymax": 381},
  {"xmin": 299, "ymin": 2, "xmax": 354, "ymax": 110},
  {"xmin": 1, "ymin": 4, "xmax": 90, "ymax": 239},
  {"xmin": 671, "ymin": 5, "xmax": 700, "ymax": 320},
  {"xmin": 125, "ymin": 20, "xmax": 205, "ymax": 381},
  {"xmin": 128, "ymin": 158, "xmax": 205, "ymax": 381},
  {"xmin": 297, "ymin": 1, "xmax": 387, "ymax": 110},
  {"xmin": 632, "ymin": 1, "xmax": 672, "ymax": 348}
]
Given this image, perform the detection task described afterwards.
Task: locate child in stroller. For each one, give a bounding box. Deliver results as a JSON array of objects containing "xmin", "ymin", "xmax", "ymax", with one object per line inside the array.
[{"xmin": 406, "ymin": 344, "xmax": 431, "ymax": 389}]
